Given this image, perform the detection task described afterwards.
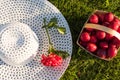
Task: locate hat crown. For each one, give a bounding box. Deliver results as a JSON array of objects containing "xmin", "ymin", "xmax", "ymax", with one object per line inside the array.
[{"xmin": 0, "ymin": 22, "xmax": 39, "ymax": 66}]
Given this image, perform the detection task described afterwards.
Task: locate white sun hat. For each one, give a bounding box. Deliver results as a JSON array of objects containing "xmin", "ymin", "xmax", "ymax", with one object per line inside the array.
[
  {"xmin": 0, "ymin": 22, "xmax": 39, "ymax": 66},
  {"xmin": 0, "ymin": 0, "xmax": 72, "ymax": 80}
]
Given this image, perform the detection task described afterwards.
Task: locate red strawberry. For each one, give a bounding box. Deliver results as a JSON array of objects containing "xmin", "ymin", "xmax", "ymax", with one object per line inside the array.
[
  {"xmin": 102, "ymin": 22, "xmax": 110, "ymax": 27},
  {"xmin": 117, "ymin": 27, "xmax": 120, "ymax": 33},
  {"xmin": 90, "ymin": 36, "xmax": 97, "ymax": 43},
  {"xmin": 79, "ymin": 41, "xmax": 88, "ymax": 47},
  {"xmin": 89, "ymin": 14, "xmax": 99, "ymax": 24},
  {"xmin": 96, "ymin": 30, "xmax": 106, "ymax": 40},
  {"xmin": 107, "ymin": 47, "xmax": 117, "ymax": 58},
  {"xmin": 97, "ymin": 49, "xmax": 106, "ymax": 59},
  {"xmin": 108, "ymin": 21, "xmax": 119, "ymax": 31},
  {"xmin": 109, "ymin": 43, "xmax": 116, "ymax": 48},
  {"xmin": 85, "ymin": 28, "xmax": 93, "ymax": 32},
  {"xmin": 104, "ymin": 12, "xmax": 114, "ymax": 22},
  {"xmin": 97, "ymin": 13, "xmax": 105, "ymax": 23},
  {"xmin": 99, "ymin": 41, "xmax": 108, "ymax": 49},
  {"xmin": 113, "ymin": 17, "xmax": 120, "ymax": 26},
  {"xmin": 41, "ymin": 53, "xmax": 63, "ymax": 66},
  {"xmin": 111, "ymin": 37, "xmax": 120, "ymax": 48},
  {"xmin": 105, "ymin": 33, "xmax": 113, "ymax": 41},
  {"xmin": 86, "ymin": 43, "xmax": 97, "ymax": 52},
  {"xmin": 80, "ymin": 32, "xmax": 90, "ymax": 42}
]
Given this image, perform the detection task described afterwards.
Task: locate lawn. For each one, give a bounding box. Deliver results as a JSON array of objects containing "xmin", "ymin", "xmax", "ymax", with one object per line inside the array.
[{"xmin": 49, "ymin": 0, "xmax": 120, "ymax": 80}]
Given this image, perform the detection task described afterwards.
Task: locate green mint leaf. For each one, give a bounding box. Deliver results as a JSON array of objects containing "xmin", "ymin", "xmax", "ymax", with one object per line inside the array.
[
  {"xmin": 57, "ymin": 27, "xmax": 66, "ymax": 35},
  {"xmin": 47, "ymin": 22, "xmax": 56, "ymax": 28},
  {"xmin": 50, "ymin": 17, "xmax": 58, "ymax": 24},
  {"xmin": 53, "ymin": 25, "xmax": 59, "ymax": 28},
  {"xmin": 42, "ymin": 25, "xmax": 47, "ymax": 28},
  {"xmin": 54, "ymin": 50, "xmax": 70, "ymax": 59}
]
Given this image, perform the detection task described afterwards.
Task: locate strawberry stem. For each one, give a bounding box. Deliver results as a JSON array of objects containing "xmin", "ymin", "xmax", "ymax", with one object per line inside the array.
[
  {"xmin": 45, "ymin": 27, "xmax": 55, "ymax": 53},
  {"xmin": 43, "ymin": 18, "xmax": 53, "ymax": 46},
  {"xmin": 43, "ymin": 18, "xmax": 69, "ymax": 58},
  {"xmin": 45, "ymin": 27, "xmax": 53, "ymax": 46}
]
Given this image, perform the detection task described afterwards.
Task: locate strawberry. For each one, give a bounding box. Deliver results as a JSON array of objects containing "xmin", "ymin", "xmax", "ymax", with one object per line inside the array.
[
  {"xmin": 113, "ymin": 17, "xmax": 120, "ymax": 26},
  {"xmin": 96, "ymin": 13, "xmax": 105, "ymax": 24},
  {"xmin": 96, "ymin": 30, "xmax": 106, "ymax": 40},
  {"xmin": 80, "ymin": 32, "xmax": 90, "ymax": 42},
  {"xmin": 117, "ymin": 27, "xmax": 120, "ymax": 33},
  {"xmin": 89, "ymin": 14, "xmax": 99, "ymax": 24},
  {"xmin": 79, "ymin": 41, "xmax": 88, "ymax": 47},
  {"xmin": 85, "ymin": 28, "xmax": 93, "ymax": 32},
  {"xmin": 86, "ymin": 43, "xmax": 97, "ymax": 52},
  {"xmin": 41, "ymin": 53, "xmax": 63, "ymax": 66},
  {"xmin": 108, "ymin": 21, "xmax": 119, "ymax": 31},
  {"xmin": 99, "ymin": 41, "xmax": 108, "ymax": 49},
  {"xmin": 102, "ymin": 22, "xmax": 109, "ymax": 27},
  {"xmin": 105, "ymin": 33, "xmax": 113, "ymax": 41},
  {"xmin": 107, "ymin": 47, "xmax": 117, "ymax": 58},
  {"xmin": 104, "ymin": 12, "xmax": 114, "ymax": 22},
  {"xmin": 97, "ymin": 49, "xmax": 106, "ymax": 59},
  {"xmin": 90, "ymin": 35, "xmax": 97, "ymax": 43}
]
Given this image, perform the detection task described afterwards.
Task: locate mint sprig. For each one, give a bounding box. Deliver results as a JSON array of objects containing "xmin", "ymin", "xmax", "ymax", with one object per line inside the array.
[
  {"xmin": 43, "ymin": 17, "xmax": 66, "ymax": 35},
  {"xmin": 43, "ymin": 17, "xmax": 69, "ymax": 59}
]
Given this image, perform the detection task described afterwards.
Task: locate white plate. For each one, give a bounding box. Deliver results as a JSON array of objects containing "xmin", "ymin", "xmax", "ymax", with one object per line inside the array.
[{"xmin": 0, "ymin": 0, "xmax": 72, "ymax": 80}]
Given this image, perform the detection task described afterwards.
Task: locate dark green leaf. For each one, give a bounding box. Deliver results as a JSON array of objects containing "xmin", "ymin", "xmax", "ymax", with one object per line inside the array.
[
  {"xmin": 54, "ymin": 50, "xmax": 70, "ymax": 59},
  {"xmin": 43, "ymin": 17, "xmax": 66, "ymax": 34},
  {"xmin": 54, "ymin": 25, "xmax": 59, "ymax": 28},
  {"xmin": 50, "ymin": 17, "xmax": 58, "ymax": 24},
  {"xmin": 57, "ymin": 27, "xmax": 66, "ymax": 35},
  {"xmin": 47, "ymin": 22, "xmax": 56, "ymax": 28},
  {"xmin": 42, "ymin": 25, "xmax": 47, "ymax": 28}
]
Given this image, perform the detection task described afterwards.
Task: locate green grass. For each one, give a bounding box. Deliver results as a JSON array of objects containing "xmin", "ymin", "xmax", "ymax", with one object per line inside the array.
[{"xmin": 49, "ymin": 0, "xmax": 120, "ymax": 80}]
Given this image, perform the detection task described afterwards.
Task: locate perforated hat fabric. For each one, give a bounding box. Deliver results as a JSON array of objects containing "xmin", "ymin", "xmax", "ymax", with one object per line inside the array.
[
  {"xmin": 0, "ymin": 22, "xmax": 39, "ymax": 66},
  {"xmin": 0, "ymin": 0, "xmax": 72, "ymax": 80}
]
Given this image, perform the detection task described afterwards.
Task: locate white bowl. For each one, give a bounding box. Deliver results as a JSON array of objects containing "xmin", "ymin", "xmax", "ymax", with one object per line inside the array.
[{"xmin": 0, "ymin": 22, "xmax": 39, "ymax": 66}]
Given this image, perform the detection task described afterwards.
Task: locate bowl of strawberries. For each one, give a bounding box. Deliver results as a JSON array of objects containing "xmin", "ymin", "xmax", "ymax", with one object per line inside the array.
[{"xmin": 77, "ymin": 10, "xmax": 120, "ymax": 60}]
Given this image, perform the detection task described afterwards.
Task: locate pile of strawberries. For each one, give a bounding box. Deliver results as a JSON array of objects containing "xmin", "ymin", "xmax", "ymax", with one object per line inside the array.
[
  {"xmin": 79, "ymin": 11, "xmax": 120, "ymax": 60},
  {"xmin": 41, "ymin": 53, "xmax": 63, "ymax": 66}
]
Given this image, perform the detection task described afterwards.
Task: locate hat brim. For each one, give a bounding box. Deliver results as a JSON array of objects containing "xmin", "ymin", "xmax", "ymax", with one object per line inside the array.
[{"xmin": 0, "ymin": 0, "xmax": 72, "ymax": 80}]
